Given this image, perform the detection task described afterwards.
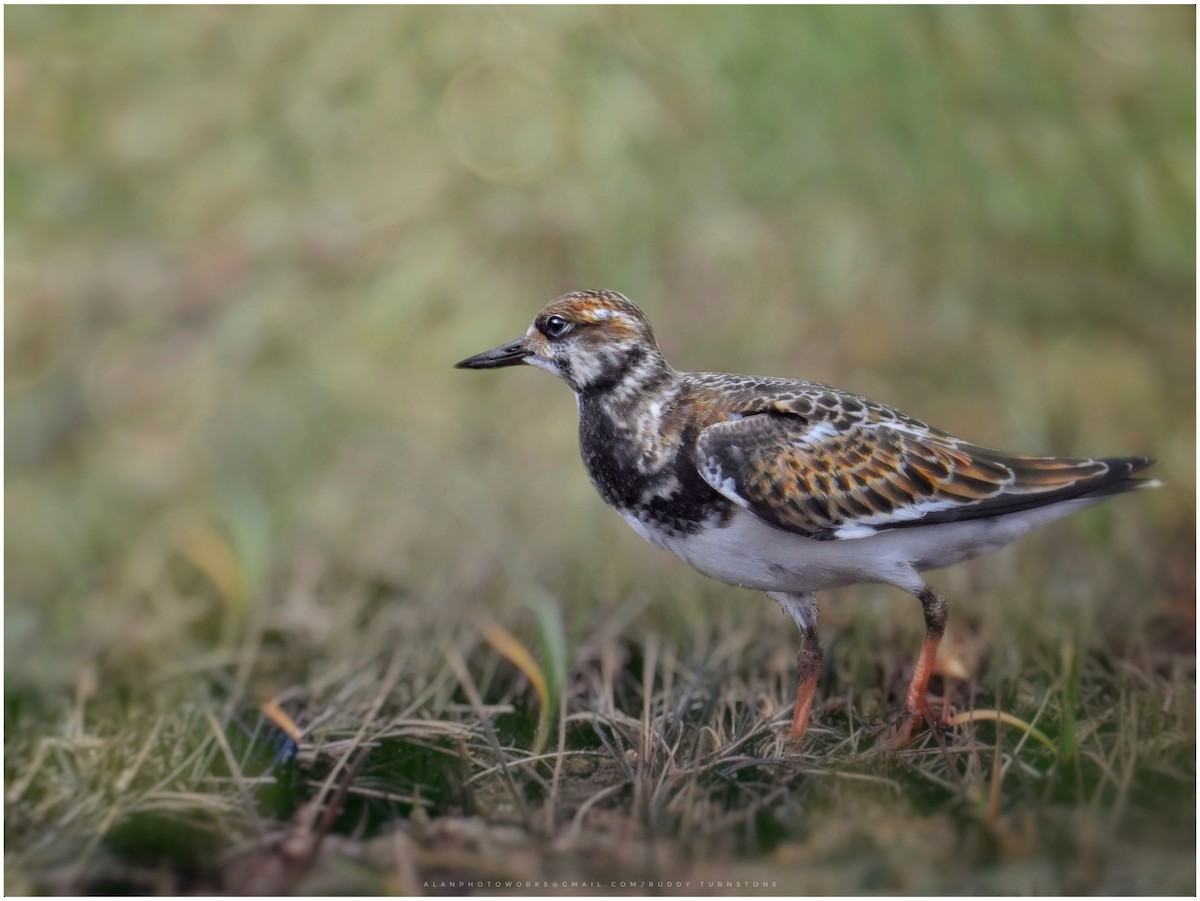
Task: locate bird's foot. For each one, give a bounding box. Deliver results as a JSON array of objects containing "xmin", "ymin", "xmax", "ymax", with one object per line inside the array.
[
  {"xmin": 780, "ymin": 706, "xmax": 813, "ymax": 755},
  {"xmin": 782, "ymin": 733, "xmax": 807, "ymax": 756},
  {"xmin": 881, "ymin": 698, "xmax": 941, "ymax": 751}
]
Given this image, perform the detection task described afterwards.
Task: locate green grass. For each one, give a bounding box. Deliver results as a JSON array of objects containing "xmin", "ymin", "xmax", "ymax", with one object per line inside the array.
[{"xmin": 5, "ymin": 6, "xmax": 1195, "ymax": 895}]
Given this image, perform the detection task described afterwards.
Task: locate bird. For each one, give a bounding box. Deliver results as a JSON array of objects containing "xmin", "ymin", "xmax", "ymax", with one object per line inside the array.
[{"xmin": 455, "ymin": 289, "xmax": 1158, "ymax": 748}]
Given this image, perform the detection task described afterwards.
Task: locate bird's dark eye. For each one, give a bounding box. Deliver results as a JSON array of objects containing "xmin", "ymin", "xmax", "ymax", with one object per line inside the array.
[{"xmin": 541, "ymin": 315, "xmax": 573, "ymax": 338}]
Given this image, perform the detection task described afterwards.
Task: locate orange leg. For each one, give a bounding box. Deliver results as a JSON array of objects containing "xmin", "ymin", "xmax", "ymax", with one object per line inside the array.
[
  {"xmin": 886, "ymin": 589, "xmax": 949, "ymax": 748},
  {"xmin": 787, "ymin": 626, "xmax": 824, "ymax": 746}
]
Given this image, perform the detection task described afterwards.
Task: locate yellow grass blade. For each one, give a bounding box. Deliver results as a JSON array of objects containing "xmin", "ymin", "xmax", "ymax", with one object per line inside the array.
[
  {"xmin": 176, "ymin": 522, "xmax": 244, "ymax": 606},
  {"xmin": 944, "ymin": 709, "xmax": 1058, "ymax": 756},
  {"xmin": 259, "ymin": 697, "xmax": 304, "ymax": 743},
  {"xmin": 481, "ymin": 619, "xmax": 551, "ymax": 753}
]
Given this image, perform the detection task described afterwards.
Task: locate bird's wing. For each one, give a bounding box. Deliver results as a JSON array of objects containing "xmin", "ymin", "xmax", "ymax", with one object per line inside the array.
[{"xmin": 693, "ymin": 387, "xmax": 1149, "ymax": 540}]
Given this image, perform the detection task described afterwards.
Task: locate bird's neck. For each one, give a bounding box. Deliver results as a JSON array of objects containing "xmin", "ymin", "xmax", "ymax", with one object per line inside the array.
[
  {"xmin": 575, "ymin": 345, "xmax": 676, "ymax": 407},
  {"xmin": 576, "ymin": 349, "xmax": 684, "ymax": 488}
]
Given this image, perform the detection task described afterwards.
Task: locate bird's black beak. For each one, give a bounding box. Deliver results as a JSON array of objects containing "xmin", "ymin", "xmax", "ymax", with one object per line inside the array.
[{"xmin": 454, "ymin": 336, "xmax": 531, "ymax": 370}]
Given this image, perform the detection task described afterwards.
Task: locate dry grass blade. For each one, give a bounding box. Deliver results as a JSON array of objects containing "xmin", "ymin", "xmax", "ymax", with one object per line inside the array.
[
  {"xmin": 203, "ymin": 707, "xmax": 262, "ymax": 839},
  {"xmin": 481, "ymin": 618, "xmax": 552, "ymax": 754},
  {"xmin": 944, "ymin": 709, "xmax": 1058, "ymax": 756},
  {"xmin": 305, "ymin": 747, "xmax": 373, "ymax": 865},
  {"xmin": 545, "ymin": 687, "xmax": 569, "ymax": 834},
  {"xmin": 566, "ymin": 783, "xmax": 626, "ymax": 843},
  {"xmin": 259, "ymin": 697, "xmax": 305, "ymax": 743},
  {"xmin": 113, "ymin": 718, "xmax": 165, "ymax": 795},
  {"xmin": 7, "ymin": 739, "xmax": 56, "ymax": 805},
  {"xmin": 307, "ymin": 647, "xmax": 404, "ymax": 833},
  {"xmin": 444, "ymin": 645, "xmax": 531, "ymax": 825}
]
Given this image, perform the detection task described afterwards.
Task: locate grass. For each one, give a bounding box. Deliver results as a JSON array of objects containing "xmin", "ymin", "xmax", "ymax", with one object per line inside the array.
[
  {"xmin": 6, "ymin": 590, "xmax": 1193, "ymax": 894},
  {"xmin": 5, "ymin": 6, "xmax": 1195, "ymax": 895}
]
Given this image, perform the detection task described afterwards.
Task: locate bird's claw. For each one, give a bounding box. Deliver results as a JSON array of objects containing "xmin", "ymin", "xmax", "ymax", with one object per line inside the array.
[{"xmin": 881, "ymin": 699, "xmax": 941, "ymax": 750}]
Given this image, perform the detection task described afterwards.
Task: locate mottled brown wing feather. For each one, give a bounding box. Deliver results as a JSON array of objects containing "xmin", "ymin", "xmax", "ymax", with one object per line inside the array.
[{"xmin": 695, "ymin": 395, "xmax": 1137, "ymax": 539}]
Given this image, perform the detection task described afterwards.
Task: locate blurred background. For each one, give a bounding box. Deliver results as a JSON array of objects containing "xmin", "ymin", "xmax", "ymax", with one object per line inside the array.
[{"xmin": 5, "ymin": 5, "xmax": 1195, "ymax": 894}]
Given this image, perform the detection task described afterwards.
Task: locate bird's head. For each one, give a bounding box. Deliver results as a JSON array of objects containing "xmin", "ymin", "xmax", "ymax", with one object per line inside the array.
[{"xmin": 455, "ymin": 289, "xmax": 668, "ymax": 394}]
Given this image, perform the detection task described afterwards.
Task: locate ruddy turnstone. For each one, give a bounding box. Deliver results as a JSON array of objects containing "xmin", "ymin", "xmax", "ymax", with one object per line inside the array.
[{"xmin": 456, "ymin": 290, "xmax": 1157, "ymax": 748}]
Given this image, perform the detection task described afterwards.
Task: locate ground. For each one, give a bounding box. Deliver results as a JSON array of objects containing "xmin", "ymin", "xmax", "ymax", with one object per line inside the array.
[{"xmin": 6, "ymin": 522, "xmax": 1194, "ymax": 894}]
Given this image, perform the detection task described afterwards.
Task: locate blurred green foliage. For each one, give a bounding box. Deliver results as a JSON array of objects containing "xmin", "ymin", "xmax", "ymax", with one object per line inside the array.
[
  {"xmin": 8, "ymin": 5, "xmax": 1193, "ymax": 685},
  {"xmin": 4, "ymin": 7, "xmax": 1195, "ymax": 892},
  {"xmin": 7, "ymin": 3, "xmax": 1190, "ymax": 676}
]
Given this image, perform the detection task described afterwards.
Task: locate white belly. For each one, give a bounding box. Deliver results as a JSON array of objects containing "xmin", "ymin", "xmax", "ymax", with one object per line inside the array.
[{"xmin": 622, "ymin": 498, "xmax": 1103, "ymax": 596}]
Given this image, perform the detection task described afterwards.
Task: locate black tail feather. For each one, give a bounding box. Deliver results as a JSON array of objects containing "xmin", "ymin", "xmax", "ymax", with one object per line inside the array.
[{"xmin": 889, "ymin": 455, "xmax": 1157, "ymax": 529}]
